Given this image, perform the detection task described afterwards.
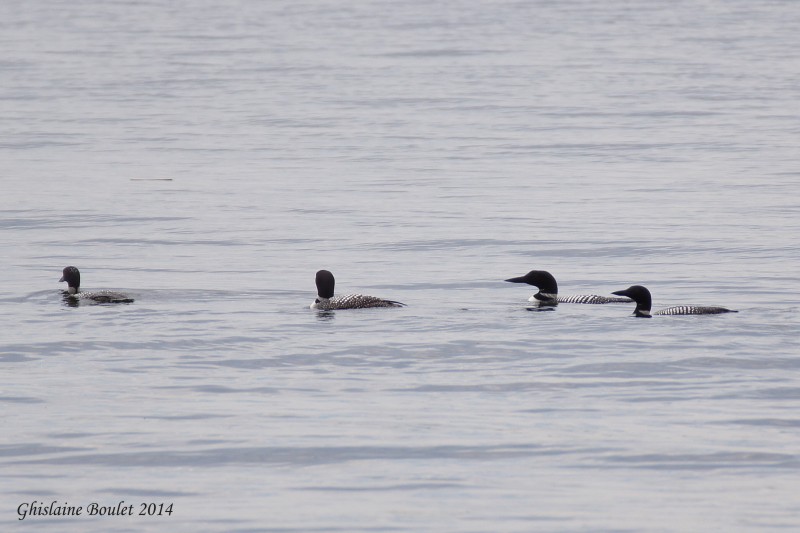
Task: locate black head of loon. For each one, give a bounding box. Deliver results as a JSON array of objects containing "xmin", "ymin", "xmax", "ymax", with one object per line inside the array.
[
  {"xmin": 60, "ymin": 266, "xmax": 81, "ymax": 294},
  {"xmin": 612, "ymin": 285, "xmax": 653, "ymax": 317},
  {"xmin": 315, "ymin": 269, "xmax": 336, "ymax": 300},
  {"xmin": 59, "ymin": 266, "xmax": 134, "ymax": 304},
  {"xmin": 612, "ymin": 284, "xmax": 737, "ymax": 317},
  {"xmin": 505, "ymin": 270, "xmax": 558, "ymax": 304},
  {"xmin": 312, "ymin": 269, "xmax": 405, "ymax": 310}
]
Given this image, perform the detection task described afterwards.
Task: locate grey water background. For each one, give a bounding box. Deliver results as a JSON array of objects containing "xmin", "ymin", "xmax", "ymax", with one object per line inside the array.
[{"xmin": 2, "ymin": 0, "xmax": 800, "ymax": 530}]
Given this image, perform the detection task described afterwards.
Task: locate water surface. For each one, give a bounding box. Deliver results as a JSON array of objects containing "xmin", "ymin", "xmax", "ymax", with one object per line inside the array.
[{"xmin": 2, "ymin": 0, "xmax": 800, "ymax": 531}]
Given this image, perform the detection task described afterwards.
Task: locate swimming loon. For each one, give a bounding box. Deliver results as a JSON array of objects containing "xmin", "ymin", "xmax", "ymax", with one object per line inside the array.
[
  {"xmin": 505, "ymin": 270, "xmax": 632, "ymax": 306},
  {"xmin": 59, "ymin": 266, "xmax": 134, "ymax": 304},
  {"xmin": 310, "ymin": 270, "xmax": 405, "ymax": 310},
  {"xmin": 611, "ymin": 285, "xmax": 737, "ymax": 317}
]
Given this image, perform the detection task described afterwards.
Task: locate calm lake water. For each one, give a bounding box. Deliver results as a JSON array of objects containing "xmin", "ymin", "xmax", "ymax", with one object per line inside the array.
[{"xmin": 2, "ymin": 0, "xmax": 800, "ymax": 531}]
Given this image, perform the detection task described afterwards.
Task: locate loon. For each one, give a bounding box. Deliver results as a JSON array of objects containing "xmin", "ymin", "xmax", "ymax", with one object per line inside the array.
[
  {"xmin": 59, "ymin": 266, "xmax": 134, "ymax": 304},
  {"xmin": 611, "ymin": 285, "xmax": 737, "ymax": 317},
  {"xmin": 505, "ymin": 270, "xmax": 632, "ymax": 306},
  {"xmin": 310, "ymin": 270, "xmax": 405, "ymax": 310}
]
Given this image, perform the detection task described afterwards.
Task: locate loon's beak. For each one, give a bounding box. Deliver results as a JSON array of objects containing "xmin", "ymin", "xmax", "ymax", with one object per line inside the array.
[
  {"xmin": 611, "ymin": 289, "xmax": 629, "ymax": 297},
  {"xmin": 59, "ymin": 275, "xmax": 65, "ymax": 282},
  {"xmin": 505, "ymin": 276, "xmax": 526, "ymax": 283}
]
